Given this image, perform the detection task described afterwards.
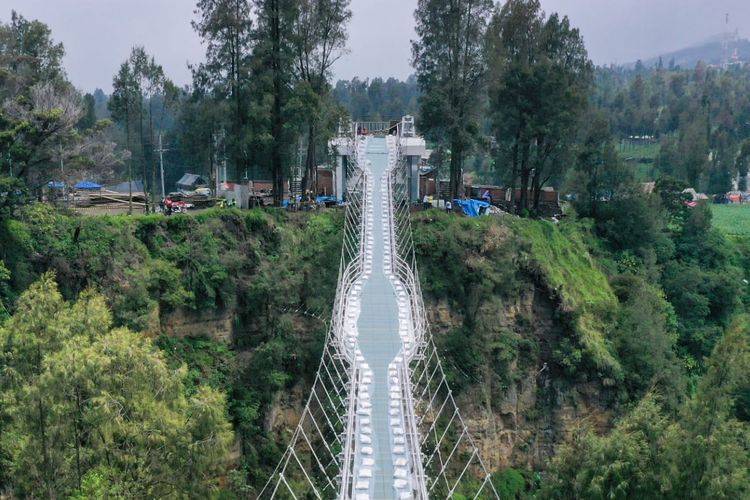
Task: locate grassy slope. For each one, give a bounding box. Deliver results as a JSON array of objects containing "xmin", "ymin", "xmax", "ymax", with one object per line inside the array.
[
  {"xmin": 618, "ymin": 142, "xmax": 660, "ymax": 181},
  {"xmin": 0, "ymin": 204, "xmax": 343, "ymax": 491},
  {"xmin": 413, "ymin": 211, "xmax": 621, "ymax": 383},
  {"xmin": 711, "ymin": 204, "xmax": 750, "ymax": 237},
  {"xmin": 510, "ymin": 219, "xmax": 621, "ymax": 377}
]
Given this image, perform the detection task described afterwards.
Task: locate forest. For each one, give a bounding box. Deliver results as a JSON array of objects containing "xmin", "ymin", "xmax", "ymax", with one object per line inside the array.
[{"xmin": 0, "ymin": 0, "xmax": 749, "ymax": 498}]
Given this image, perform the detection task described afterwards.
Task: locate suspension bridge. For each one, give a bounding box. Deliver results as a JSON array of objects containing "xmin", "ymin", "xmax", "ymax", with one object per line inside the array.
[{"xmin": 258, "ymin": 117, "xmax": 499, "ymax": 499}]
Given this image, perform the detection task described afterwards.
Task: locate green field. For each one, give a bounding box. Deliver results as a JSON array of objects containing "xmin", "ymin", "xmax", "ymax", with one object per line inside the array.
[
  {"xmin": 711, "ymin": 204, "xmax": 750, "ymax": 237},
  {"xmin": 618, "ymin": 141, "xmax": 660, "ymax": 181}
]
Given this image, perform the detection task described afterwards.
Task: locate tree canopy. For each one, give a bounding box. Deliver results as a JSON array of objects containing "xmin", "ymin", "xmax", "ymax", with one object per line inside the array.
[
  {"xmin": 0, "ymin": 273, "xmax": 234, "ymax": 497},
  {"xmin": 413, "ymin": 0, "xmax": 494, "ymax": 199}
]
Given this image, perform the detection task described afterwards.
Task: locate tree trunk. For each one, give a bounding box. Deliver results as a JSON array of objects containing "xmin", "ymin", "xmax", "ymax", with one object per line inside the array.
[
  {"xmin": 302, "ymin": 121, "xmax": 317, "ymax": 196},
  {"xmin": 126, "ymin": 105, "xmax": 133, "ymax": 215},
  {"xmin": 149, "ymin": 100, "xmax": 157, "ymax": 206},
  {"xmin": 518, "ymin": 170, "xmax": 529, "ymax": 214},
  {"xmin": 531, "ymin": 170, "xmax": 541, "ymax": 213},
  {"xmin": 139, "ymin": 100, "xmax": 149, "ymax": 214},
  {"xmin": 450, "ymin": 140, "xmax": 463, "ymax": 200},
  {"xmin": 233, "ymin": 1, "xmax": 243, "ymax": 177},
  {"xmin": 509, "ymin": 134, "xmax": 519, "ymax": 210},
  {"xmin": 517, "ymin": 141, "xmax": 532, "ymax": 214},
  {"xmin": 271, "ymin": 0, "xmax": 284, "ymax": 206}
]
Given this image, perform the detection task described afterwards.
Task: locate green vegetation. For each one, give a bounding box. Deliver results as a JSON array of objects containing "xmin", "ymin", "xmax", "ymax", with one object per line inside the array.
[
  {"xmin": 711, "ymin": 204, "xmax": 750, "ymax": 237},
  {"xmin": 0, "ymin": 274, "xmax": 234, "ymax": 497},
  {"xmin": 413, "ymin": 0, "xmax": 493, "ymax": 200},
  {"xmin": 594, "ymin": 61, "xmax": 750, "ymax": 195},
  {"xmin": 2, "ymin": 0, "xmax": 750, "ymax": 497},
  {"xmin": 486, "ymin": 0, "xmax": 592, "ymax": 214},
  {"xmin": 413, "ymin": 211, "xmax": 622, "ymax": 395},
  {"xmin": 511, "ymin": 219, "xmax": 620, "ymax": 377},
  {"xmin": 543, "ymin": 316, "xmax": 750, "ymax": 499},
  {"xmin": 618, "ymin": 141, "xmax": 660, "ymax": 181},
  {"xmin": 414, "ymin": 194, "xmax": 747, "ymax": 496},
  {"xmin": 0, "ymin": 205, "xmax": 343, "ymax": 495},
  {"xmin": 1, "ymin": 204, "xmax": 341, "ymax": 323},
  {"xmin": 413, "ymin": 211, "xmax": 523, "ymax": 394},
  {"xmin": 333, "ymin": 76, "xmax": 419, "ymax": 121}
]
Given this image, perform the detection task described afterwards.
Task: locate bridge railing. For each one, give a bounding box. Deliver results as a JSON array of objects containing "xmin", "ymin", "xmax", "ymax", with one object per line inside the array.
[
  {"xmin": 258, "ymin": 136, "xmax": 370, "ymax": 500},
  {"xmin": 386, "ymin": 138, "xmax": 501, "ymax": 500}
]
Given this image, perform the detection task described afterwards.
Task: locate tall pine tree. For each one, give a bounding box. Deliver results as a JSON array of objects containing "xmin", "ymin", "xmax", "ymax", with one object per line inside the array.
[
  {"xmin": 192, "ymin": 0, "xmax": 254, "ymax": 178},
  {"xmin": 487, "ymin": 0, "xmax": 592, "ymax": 214},
  {"xmin": 292, "ymin": 0, "xmax": 352, "ymax": 196},
  {"xmin": 412, "ymin": 0, "xmax": 493, "ymax": 200},
  {"xmin": 253, "ymin": 0, "xmax": 298, "ymax": 205}
]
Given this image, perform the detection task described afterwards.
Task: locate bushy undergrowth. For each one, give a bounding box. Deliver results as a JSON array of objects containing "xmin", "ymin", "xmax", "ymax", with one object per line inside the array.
[
  {"xmin": 510, "ymin": 218, "xmax": 621, "ymax": 379},
  {"xmin": 0, "ymin": 204, "xmax": 344, "ymax": 494},
  {"xmin": 413, "ymin": 210, "xmax": 622, "ymax": 392},
  {"xmin": 412, "ymin": 211, "xmax": 525, "ymax": 395},
  {"xmin": 0, "ymin": 205, "xmax": 341, "ymax": 325}
]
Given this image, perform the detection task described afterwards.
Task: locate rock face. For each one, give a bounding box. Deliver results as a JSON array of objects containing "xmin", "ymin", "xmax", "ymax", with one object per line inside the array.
[
  {"xmin": 162, "ymin": 306, "xmax": 235, "ymax": 342},
  {"xmin": 425, "ymin": 281, "xmax": 612, "ymax": 471}
]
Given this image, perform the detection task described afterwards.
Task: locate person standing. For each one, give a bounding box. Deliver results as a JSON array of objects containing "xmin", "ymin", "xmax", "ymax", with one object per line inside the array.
[{"xmin": 482, "ymin": 189, "xmax": 492, "ymax": 204}]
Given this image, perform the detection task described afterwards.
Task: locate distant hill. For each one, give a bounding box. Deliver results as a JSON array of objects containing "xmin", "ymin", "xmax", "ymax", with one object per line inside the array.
[{"xmin": 632, "ymin": 33, "xmax": 750, "ymax": 69}]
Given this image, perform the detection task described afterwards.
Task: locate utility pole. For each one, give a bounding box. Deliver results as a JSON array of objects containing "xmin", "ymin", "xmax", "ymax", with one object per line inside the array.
[
  {"xmin": 213, "ymin": 132, "xmax": 220, "ymax": 196},
  {"xmin": 59, "ymin": 142, "xmax": 66, "ymax": 208},
  {"xmin": 155, "ymin": 132, "xmax": 169, "ymax": 200},
  {"xmin": 213, "ymin": 130, "xmax": 226, "ymax": 196}
]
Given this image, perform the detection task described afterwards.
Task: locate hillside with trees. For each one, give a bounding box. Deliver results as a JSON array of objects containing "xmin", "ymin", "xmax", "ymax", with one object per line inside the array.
[{"xmin": 0, "ymin": 0, "xmax": 749, "ymax": 498}]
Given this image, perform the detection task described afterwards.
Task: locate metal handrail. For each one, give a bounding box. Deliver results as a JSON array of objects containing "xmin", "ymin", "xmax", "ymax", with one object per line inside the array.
[
  {"xmin": 385, "ymin": 135, "xmax": 501, "ymax": 499},
  {"xmin": 262, "ymin": 123, "xmax": 499, "ymax": 499},
  {"xmin": 259, "ymin": 135, "xmax": 370, "ymax": 499}
]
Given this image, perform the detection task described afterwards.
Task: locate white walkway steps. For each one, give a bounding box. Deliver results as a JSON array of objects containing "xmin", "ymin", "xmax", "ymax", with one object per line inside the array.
[{"xmin": 259, "ymin": 120, "xmax": 499, "ymax": 499}]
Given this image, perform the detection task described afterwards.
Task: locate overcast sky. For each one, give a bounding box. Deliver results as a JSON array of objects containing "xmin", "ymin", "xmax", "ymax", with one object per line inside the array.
[{"xmin": 1, "ymin": 0, "xmax": 749, "ymax": 92}]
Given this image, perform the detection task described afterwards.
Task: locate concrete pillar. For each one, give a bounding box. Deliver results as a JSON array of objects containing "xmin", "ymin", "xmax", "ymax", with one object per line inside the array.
[
  {"xmin": 335, "ymin": 155, "xmax": 345, "ymax": 200},
  {"xmin": 329, "ymin": 137, "xmax": 354, "ymax": 201},
  {"xmin": 399, "ymin": 137, "xmax": 427, "ymax": 203},
  {"xmin": 407, "ymin": 155, "xmax": 420, "ymax": 202}
]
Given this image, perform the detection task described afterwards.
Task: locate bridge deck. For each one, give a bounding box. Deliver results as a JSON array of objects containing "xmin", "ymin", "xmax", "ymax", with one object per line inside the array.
[
  {"xmin": 262, "ymin": 125, "xmax": 498, "ymax": 500},
  {"xmin": 355, "ymin": 137, "xmax": 401, "ymax": 498}
]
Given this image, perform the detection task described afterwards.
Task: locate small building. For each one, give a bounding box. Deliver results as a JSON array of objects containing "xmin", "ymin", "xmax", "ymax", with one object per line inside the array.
[
  {"xmin": 682, "ymin": 188, "xmax": 709, "ymax": 203},
  {"xmin": 727, "ymin": 191, "xmax": 743, "ymax": 204},
  {"xmin": 176, "ymin": 173, "xmax": 209, "ymax": 192},
  {"xmin": 106, "ymin": 180, "xmax": 145, "ymax": 194},
  {"xmin": 219, "ymin": 182, "xmax": 250, "ymax": 209},
  {"xmin": 317, "ymin": 166, "xmax": 334, "ymax": 196},
  {"xmin": 247, "ymin": 179, "xmax": 290, "ymax": 206},
  {"xmin": 249, "ymin": 180, "xmax": 273, "ymax": 194},
  {"xmin": 419, "ymin": 167, "xmax": 438, "ymax": 197}
]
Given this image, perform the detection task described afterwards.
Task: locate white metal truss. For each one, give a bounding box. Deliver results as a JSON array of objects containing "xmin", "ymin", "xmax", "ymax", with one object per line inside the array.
[
  {"xmin": 386, "ymin": 134, "xmax": 501, "ymax": 500},
  {"xmin": 261, "ymin": 121, "xmax": 500, "ymax": 499},
  {"xmin": 258, "ymin": 136, "xmax": 370, "ymax": 500}
]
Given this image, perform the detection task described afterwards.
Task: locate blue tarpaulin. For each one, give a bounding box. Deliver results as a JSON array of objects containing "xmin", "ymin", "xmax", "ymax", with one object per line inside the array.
[
  {"xmin": 316, "ymin": 195, "xmax": 338, "ymax": 205},
  {"xmin": 454, "ymin": 198, "xmax": 490, "ymax": 217},
  {"xmin": 47, "ymin": 181, "xmax": 65, "ymax": 190},
  {"xmin": 74, "ymin": 181, "xmax": 102, "ymax": 190},
  {"xmin": 282, "ymin": 196, "xmax": 303, "ymax": 207},
  {"xmin": 283, "ymin": 195, "xmax": 339, "ymax": 207}
]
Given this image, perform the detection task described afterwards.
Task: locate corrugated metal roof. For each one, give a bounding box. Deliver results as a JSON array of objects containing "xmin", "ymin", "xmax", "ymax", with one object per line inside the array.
[{"xmin": 177, "ymin": 173, "xmax": 208, "ymax": 188}]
